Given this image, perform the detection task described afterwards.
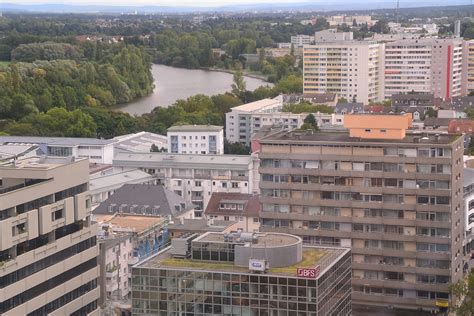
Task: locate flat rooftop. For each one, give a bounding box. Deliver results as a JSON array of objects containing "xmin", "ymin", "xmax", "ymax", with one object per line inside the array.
[
  {"xmin": 89, "ymin": 169, "xmax": 154, "ymax": 192},
  {"xmin": 167, "ymin": 219, "xmax": 236, "ymax": 232},
  {"xmin": 99, "ymin": 213, "xmax": 166, "ymax": 234},
  {"xmin": 167, "ymin": 125, "xmax": 223, "ymax": 132},
  {"xmin": 113, "ymin": 152, "xmax": 251, "ymax": 168},
  {"xmin": 195, "ymin": 231, "xmax": 299, "ymax": 248},
  {"xmin": 261, "ymin": 130, "xmax": 460, "ymax": 145},
  {"xmin": 0, "ymin": 136, "xmax": 115, "ymax": 146},
  {"xmin": 230, "ymin": 98, "xmax": 281, "ymax": 113},
  {"xmin": 137, "ymin": 245, "xmax": 348, "ymax": 278},
  {"xmin": 0, "ymin": 156, "xmax": 84, "ymax": 170}
]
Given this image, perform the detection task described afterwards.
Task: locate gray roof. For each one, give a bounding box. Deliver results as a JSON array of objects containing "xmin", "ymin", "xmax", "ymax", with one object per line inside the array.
[
  {"xmin": 113, "ymin": 152, "xmax": 251, "ymax": 170},
  {"xmin": 93, "ymin": 184, "xmax": 194, "ymax": 217},
  {"xmin": 335, "ymin": 103, "xmax": 364, "ymax": 114},
  {"xmin": 0, "ymin": 136, "xmax": 115, "ymax": 146},
  {"xmin": 167, "ymin": 125, "xmax": 223, "ymax": 132},
  {"xmin": 423, "ymin": 117, "xmax": 451, "ymax": 127},
  {"xmin": 167, "ymin": 219, "xmax": 237, "ymax": 232},
  {"xmin": 464, "ymin": 168, "xmax": 474, "ymax": 187},
  {"xmin": 89, "ymin": 169, "xmax": 155, "ymax": 194},
  {"xmin": 114, "ymin": 131, "xmax": 167, "ymax": 153}
]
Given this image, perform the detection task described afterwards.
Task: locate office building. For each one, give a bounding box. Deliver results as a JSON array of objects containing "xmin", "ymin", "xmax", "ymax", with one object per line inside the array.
[
  {"xmin": 0, "ymin": 136, "xmax": 115, "ymax": 164},
  {"xmin": 258, "ymin": 114, "xmax": 464, "ymax": 311},
  {"xmin": 314, "ymin": 29, "xmax": 353, "ymax": 42},
  {"xmin": 327, "ymin": 15, "xmax": 376, "ymax": 27},
  {"xmin": 113, "ymin": 152, "xmax": 259, "ymax": 211},
  {"xmin": 385, "ymin": 38, "xmax": 465, "ymax": 99},
  {"xmin": 131, "ymin": 232, "xmax": 352, "ymax": 315},
  {"xmin": 303, "ymin": 41, "xmax": 384, "ymax": 104},
  {"xmin": 0, "ymin": 156, "xmax": 99, "ymax": 315},
  {"xmin": 205, "ymin": 193, "xmax": 261, "ymax": 232},
  {"xmin": 167, "ymin": 125, "xmax": 224, "ymax": 155}
]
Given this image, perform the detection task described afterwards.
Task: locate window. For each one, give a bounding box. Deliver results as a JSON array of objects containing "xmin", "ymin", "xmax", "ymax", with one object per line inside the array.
[
  {"xmin": 380, "ymin": 129, "xmax": 387, "ymax": 133},
  {"xmin": 365, "ymin": 129, "xmax": 371, "ymax": 132},
  {"xmin": 232, "ymin": 182, "xmax": 239, "ymax": 188},
  {"xmin": 52, "ymin": 209, "xmax": 63, "ymax": 221}
]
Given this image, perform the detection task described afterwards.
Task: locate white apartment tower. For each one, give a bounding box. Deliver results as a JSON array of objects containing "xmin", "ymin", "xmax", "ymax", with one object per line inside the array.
[
  {"xmin": 167, "ymin": 125, "xmax": 224, "ymax": 155},
  {"xmin": 0, "ymin": 156, "xmax": 99, "ymax": 315},
  {"xmin": 385, "ymin": 38, "xmax": 465, "ymax": 99},
  {"xmin": 303, "ymin": 40, "xmax": 385, "ymax": 104}
]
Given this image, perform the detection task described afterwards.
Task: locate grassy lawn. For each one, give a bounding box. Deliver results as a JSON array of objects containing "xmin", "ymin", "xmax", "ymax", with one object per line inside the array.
[
  {"xmin": 268, "ymin": 250, "xmax": 326, "ymax": 276},
  {"xmin": 0, "ymin": 61, "xmax": 10, "ymax": 68},
  {"xmin": 160, "ymin": 249, "xmax": 326, "ymax": 276}
]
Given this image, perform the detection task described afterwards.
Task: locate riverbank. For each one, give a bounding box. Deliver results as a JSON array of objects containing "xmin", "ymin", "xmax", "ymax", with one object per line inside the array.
[
  {"xmin": 202, "ymin": 67, "xmax": 270, "ymax": 82},
  {"xmin": 116, "ymin": 64, "xmax": 269, "ymax": 115}
]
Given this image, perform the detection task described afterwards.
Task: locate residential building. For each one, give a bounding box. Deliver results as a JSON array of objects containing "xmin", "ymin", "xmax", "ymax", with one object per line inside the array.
[
  {"xmin": 113, "ymin": 152, "xmax": 259, "ymax": 211},
  {"xmin": 97, "ymin": 213, "xmax": 170, "ymax": 314},
  {"xmin": 167, "ymin": 125, "xmax": 224, "ymax": 155},
  {"xmin": 463, "ymin": 40, "xmax": 474, "ymax": 94},
  {"xmin": 0, "ymin": 156, "xmax": 99, "ymax": 315},
  {"xmin": 463, "ymin": 169, "xmax": 474, "ymax": 267},
  {"xmin": 314, "ymin": 29, "xmax": 353, "ymax": 42},
  {"xmin": 335, "ymin": 102, "xmax": 365, "ymax": 114},
  {"xmin": 391, "ymin": 93, "xmax": 435, "ymax": 111},
  {"xmin": 226, "ymin": 97, "xmax": 306, "ymax": 146},
  {"xmin": 258, "ymin": 114, "xmax": 465, "ymax": 312},
  {"xmin": 438, "ymin": 110, "xmax": 467, "ymax": 119},
  {"xmin": 89, "ymin": 169, "xmax": 156, "ymax": 209},
  {"xmin": 384, "ymin": 38, "xmax": 465, "ymax": 99},
  {"xmin": 0, "ymin": 136, "xmax": 115, "ymax": 164},
  {"xmin": 303, "ymin": 40, "xmax": 385, "ymax": 104},
  {"xmin": 205, "ymin": 193, "xmax": 261, "ymax": 232},
  {"xmin": 93, "ymin": 184, "xmax": 195, "ymax": 219},
  {"xmin": 438, "ymin": 95, "xmax": 474, "ymax": 112},
  {"xmin": 291, "ymin": 34, "xmax": 314, "ymax": 47},
  {"xmin": 131, "ymin": 232, "xmax": 352, "ymax": 315},
  {"xmin": 113, "ymin": 131, "xmax": 167, "ymax": 153},
  {"xmin": 303, "ymin": 92, "xmax": 338, "ymax": 106},
  {"xmin": 327, "ymin": 15, "xmax": 376, "ymax": 27}
]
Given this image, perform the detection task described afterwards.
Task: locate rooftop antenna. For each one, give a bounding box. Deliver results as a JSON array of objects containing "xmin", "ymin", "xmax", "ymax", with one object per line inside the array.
[{"xmin": 396, "ymin": 0, "xmax": 400, "ymax": 24}]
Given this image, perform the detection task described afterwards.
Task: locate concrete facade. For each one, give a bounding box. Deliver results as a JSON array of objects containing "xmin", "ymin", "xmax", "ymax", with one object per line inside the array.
[
  {"xmin": 257, "ymin": 120, "xmax": 465, "ymax": 311},
  {"xmin": 303, "ymin": 41, "xmax": 385, "ymax": 104},
  {"xmin": 167, "ymin": 125, "xmax": 224, "ymax": 155},
  {"xmin": 0, "ymin": 156, "xmax": 99, "ymax": 315},
  {"xmin": 112, "ymin": 152, "xmax": 259, "ymax": 211}
]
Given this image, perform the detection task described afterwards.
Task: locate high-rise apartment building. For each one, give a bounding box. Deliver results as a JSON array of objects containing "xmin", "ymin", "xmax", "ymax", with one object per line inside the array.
[
  {"xmin": 303, "ymin": 41, "xmax": 385, "ymax": 104},
  {"xmin": 0, "ymin": 156, "xmax": 99, "ymax": 315},
  {"xmin": 384, "ymin": 38, "xmax": 465, "ymax": 99},
  {"xmin": 463, "ymin": 40, "xmax": 474, "ymax": 95},
  {"xmin": 258, "ymin": 114, "xmax": 465, "ymax": 312}
]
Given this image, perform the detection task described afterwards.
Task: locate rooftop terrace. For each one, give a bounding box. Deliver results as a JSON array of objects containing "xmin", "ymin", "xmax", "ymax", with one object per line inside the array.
[{"xmin": 137, "ymin": 245, "xmax": 347, "ymax": 278}]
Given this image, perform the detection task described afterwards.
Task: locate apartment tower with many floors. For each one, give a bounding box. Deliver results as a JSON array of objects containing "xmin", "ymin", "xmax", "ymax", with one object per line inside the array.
[
  {"xmin": 303, "ymin": 40, "xmax": 384, "ymax": 104},
  {"xmin": 385, "ymin": 38, "xmax": 465, "ymax": 99},
  {"xmin": 258, "ymin": 114, "xmax": 464, "ymax": 311},
  {"xmin": 0, "ymin": 156, "xmax": 99, "ymax": 315}
]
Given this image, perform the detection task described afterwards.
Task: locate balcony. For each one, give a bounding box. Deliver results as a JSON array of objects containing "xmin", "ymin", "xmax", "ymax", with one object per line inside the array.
[{"xmin": 106, "ymin": 265, "xmax": 119, "ymax": 278}]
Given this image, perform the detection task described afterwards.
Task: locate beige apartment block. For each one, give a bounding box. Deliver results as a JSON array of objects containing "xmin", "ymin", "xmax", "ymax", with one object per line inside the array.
[
  {"xmin": 385, "ymin": 38, "xmax": 465, "ymax": 99},
  {"xmin": 303, "ymin": 40, "xmax": 385, "ymax": 104},
  {"xmin": 0, "ymin": 156, "xmax": 99, "ymax": 315},
  {"xmin": 258, "ymin": 114, "xmax": 464, "ymax": 312}
]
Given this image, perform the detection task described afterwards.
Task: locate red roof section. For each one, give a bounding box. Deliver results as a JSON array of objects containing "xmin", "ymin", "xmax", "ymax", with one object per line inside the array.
[{"xmin": 448, "ymin": 119, "xmax": 474, "ymax": 134}]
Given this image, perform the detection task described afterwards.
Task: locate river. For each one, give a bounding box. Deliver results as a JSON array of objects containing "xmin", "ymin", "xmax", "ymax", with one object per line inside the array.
[{"xmin": 117, "ymin": 64, "xmax": 271, "ymax": 115}]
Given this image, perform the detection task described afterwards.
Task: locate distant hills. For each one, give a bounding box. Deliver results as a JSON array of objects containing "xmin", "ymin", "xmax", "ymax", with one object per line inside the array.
[{"xmin": 1, "ymin": 1, "xmax": 473, "ymax": 14}]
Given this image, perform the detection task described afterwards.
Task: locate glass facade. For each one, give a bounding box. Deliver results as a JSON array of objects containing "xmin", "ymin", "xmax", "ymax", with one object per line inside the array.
[{"xmin": 132, "ymin": 251, "xmax": 351, "ymax": 316}]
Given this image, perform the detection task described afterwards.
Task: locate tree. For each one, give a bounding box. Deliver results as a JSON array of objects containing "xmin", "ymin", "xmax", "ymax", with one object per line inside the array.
[
  {"xmin": 231, "ymin": 68, "xmax": 247, "ymax": 101},
  {"xmin": 224, "ymin": 139, "xmax": 251, "ymax": 155},
  {"xmin": 370, "ymin": 20, "xmax": 390, "ymax": 34},
  {"xmin": 426, "ymin": 108, "xmax": 438, "ymax": 118},
  {"xmin": 150, "ymin": 144, "xmax": 166, "ymax": 152},
  {"xmin": 449, "ymin": 269, "xmax": 474, "ymax": 316},
  {"xmin": 303, "ymin": 114, "xmax": 319, "ymax": 131},
  {"xmin": 338, "ymin": 97, "xmax": 348, "ymax": 104}
]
